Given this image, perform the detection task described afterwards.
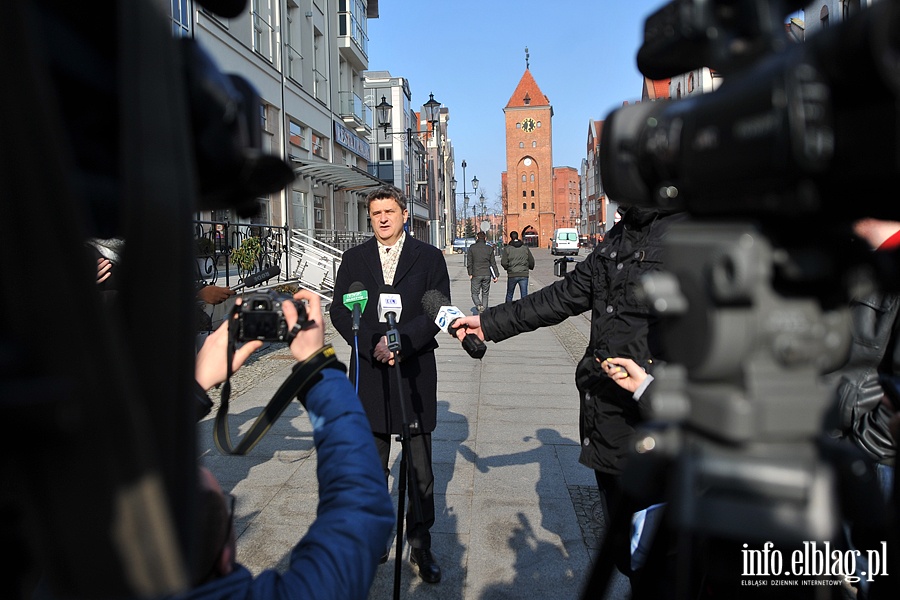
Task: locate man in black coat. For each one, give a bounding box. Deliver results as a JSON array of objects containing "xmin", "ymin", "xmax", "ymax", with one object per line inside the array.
[{"xmin": 330, "ymin": 186, "xmax": 450, "ymax": 584}]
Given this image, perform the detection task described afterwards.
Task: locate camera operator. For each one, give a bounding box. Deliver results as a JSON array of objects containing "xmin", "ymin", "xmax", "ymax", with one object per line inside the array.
[
  {"xmin": 184, "ymin": 290, "xmax": 394, "ymax": 599},
  {"xmin": 450, "ymin": 204, "xmax": 686, "ymax": 593}
]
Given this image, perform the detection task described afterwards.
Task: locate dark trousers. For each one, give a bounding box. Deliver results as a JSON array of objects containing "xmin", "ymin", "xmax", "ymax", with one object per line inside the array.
[
  {"xmin": 470, "ymin": 275, "xmax": 491, "ymax": 309},
  {"xmin": 505, "ymin": 276, "xmax": 529, "ymax": 302},
  {"xmin": 374, "ymin": 431, "xmax": 435, "ymax": 550}
]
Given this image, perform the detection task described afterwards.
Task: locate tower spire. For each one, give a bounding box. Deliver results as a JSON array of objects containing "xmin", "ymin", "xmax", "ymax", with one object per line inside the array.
[{"xmin": 525, "ymin": 46, "xmax": 530, "ymax": 70}]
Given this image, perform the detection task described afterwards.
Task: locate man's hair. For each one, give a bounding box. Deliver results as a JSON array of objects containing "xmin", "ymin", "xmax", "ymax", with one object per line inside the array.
[
  {"xmin": 366, "ymin": 185, "xmax": 407, "ymax": 212},
  {"xmin": 477, "ymin": 231, "xmax": 486, "ymax": 240},
  {"xmin": 509, "ymin": 231, "xmax": 519, "ymax": 240}
]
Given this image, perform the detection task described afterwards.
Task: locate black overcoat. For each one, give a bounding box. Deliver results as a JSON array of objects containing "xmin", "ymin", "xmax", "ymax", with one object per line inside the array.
[{"xmin": 331, "ymin": 235, "xmax": 451, "ymax": 434}]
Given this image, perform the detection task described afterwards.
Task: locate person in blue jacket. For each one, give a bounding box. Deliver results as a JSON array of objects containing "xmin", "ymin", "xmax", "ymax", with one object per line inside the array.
[{"xmin": 185, "ymin": 290, "xmax": 394, "ymax": 600}]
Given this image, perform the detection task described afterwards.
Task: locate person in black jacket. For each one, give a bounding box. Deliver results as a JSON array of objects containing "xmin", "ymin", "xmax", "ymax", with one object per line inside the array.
[{"xmin": 451, "ymin": 205, "xmax": 686, "ymax": 591}]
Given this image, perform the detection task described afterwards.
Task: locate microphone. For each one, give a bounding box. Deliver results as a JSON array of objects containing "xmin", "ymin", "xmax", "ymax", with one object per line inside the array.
[
  {"xmin": 378, "ymin": 285, "xmax": 402, "ymax": 352},
  {"xmin": 232, "ymin": 265, "xmax": 281, "ymax": 291},
  {"xmin": 377, "ymin": 286, "xmax": 403, "ymax": 324},
  {"xmin": 343, "ymin": 281, "xmax": 368, "ymax": 333},
  {"xmin": 421, "ymin": 290, "xmax": 487, "ymax": 359}
]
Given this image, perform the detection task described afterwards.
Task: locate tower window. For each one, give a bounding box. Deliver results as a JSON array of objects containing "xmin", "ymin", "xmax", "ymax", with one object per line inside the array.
[
  {"xmin": 531, "ymin": 202, "xmax": 535, "ymax": 209},
  {"xmin": 523, "ymin": 203, "xmax": 527, "ymax": 209}
]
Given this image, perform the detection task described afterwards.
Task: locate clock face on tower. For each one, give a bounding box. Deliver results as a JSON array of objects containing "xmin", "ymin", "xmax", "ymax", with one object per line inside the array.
[{"xmin": 522, "ymin": 118, "xmax": 536, "ymax": 133}]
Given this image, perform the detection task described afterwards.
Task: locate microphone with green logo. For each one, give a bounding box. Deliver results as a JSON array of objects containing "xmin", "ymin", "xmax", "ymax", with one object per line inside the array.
[{"xmin": 343, "ymin": 281, "xmax": 368, "ymax": 333}]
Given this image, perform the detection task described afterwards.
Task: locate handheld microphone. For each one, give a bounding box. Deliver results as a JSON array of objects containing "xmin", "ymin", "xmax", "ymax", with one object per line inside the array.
[
  {"xmin": 421, "ymin": 290, "xmax": 487, "ymax": 359},
  {"xmin": 343, "ymin": 281, "xmax": 368, "ymax": 332},
  {"xmin": 232, "ymin": 265, "xmax": 281, "ymax": 291},
  {"xmin": 378, "ymin": 285, "xmax": 403, "ymax": 352}
]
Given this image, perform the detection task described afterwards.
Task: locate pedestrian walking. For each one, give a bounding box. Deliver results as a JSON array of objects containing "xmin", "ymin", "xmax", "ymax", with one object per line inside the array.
[
  {"xmin": 466, "ymin": 231, "xmax": 498, "ymax": 313},
  {"xmin": 500, "ymin": 230, "xmax": 534, "ymax": 302}
]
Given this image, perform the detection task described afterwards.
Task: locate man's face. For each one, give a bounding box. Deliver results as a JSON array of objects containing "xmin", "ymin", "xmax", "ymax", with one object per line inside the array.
[{"xmin": 369, "ymin": 197, "xmax": 408, "ymax": 245}]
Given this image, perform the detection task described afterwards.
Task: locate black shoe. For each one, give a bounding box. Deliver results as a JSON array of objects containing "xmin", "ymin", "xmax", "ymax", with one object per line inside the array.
[{"xmin": 410, "ymin": 547, "xmax": 441, "ymax": 583}]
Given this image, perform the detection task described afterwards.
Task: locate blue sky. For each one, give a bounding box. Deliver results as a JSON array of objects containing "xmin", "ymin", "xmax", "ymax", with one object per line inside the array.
[{"xmin": 367, "ymin": 0, "xmax": 667, "ymax": 213}]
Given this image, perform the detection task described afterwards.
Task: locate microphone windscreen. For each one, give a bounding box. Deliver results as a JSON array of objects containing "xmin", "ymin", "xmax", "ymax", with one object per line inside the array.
[
  {"xmin": 349, "ymin": 281, "xmax": 365, "ymax": 293},
  {"xmin": 421, "ymin": 289, "xmax": 450, "ymax": 320}
]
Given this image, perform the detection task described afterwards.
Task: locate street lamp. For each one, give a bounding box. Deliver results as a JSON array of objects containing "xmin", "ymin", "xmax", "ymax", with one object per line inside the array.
[
  {"xmin": 479, "ymin": 192, "xmax": 486, "ymax": 240},
  {"xmin": 471, "ymin": 175, "xmax": 479, "ymax": 234},
  {"xmin": 375, "ymin": 92, "xmax": 441, "ymax": 205}
]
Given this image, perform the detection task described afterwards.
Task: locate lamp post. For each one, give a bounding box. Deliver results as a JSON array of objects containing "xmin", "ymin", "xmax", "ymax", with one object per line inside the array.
[
  {"xmin": 375, "ymin": 93, "xmax": 442, "ymax": 238},
  {"xmin": 479, "ymin": 192, "xmax": 486, "ymax": 241},
  {"xmin": 461, "ymin": 161, "xmax": 468, "ymax": 238},
  {"xmin": 471, "ymin": 176, "xmax": 479, "ymax": 234}
]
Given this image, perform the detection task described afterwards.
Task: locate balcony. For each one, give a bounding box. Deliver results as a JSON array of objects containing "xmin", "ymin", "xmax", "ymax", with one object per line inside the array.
[{"xmin": 338, "ymin": 90, "xmax": 370, "ymax": 133}]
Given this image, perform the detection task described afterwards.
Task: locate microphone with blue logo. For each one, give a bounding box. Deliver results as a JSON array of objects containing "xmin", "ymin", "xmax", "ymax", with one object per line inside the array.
[{"xmin": 422, "ymin": 290, "xmax": 486, "ymax": 359}]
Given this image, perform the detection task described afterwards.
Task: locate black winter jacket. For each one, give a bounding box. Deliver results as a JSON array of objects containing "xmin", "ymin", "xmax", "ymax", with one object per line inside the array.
[
  {"xmin": 826, "ymin": 291, "xmax": 900, "ymax": 464},
  {"xmin": 480, "ymin": 207, "xmax": 687, "ymax": 474}
]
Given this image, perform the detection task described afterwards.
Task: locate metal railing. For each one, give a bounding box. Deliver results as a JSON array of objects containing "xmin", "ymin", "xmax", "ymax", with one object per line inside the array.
[
  {"xmin": 193, "ymin": 222, "xmax": 372, "ymax": 305},
  {"xmin": 193, "ymin": 220, "xmax": 290, "ymax": 289}
]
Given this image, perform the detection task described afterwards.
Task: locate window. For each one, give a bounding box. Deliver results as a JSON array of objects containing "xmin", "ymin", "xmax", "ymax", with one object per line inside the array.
[
  {"xmin": 523, "ymin": 203, "xmax": 527, "ymax": 209},
  {"xmin": 289, "ymin": 121, "xmax": 306, "ymax": 149},
  {"xmin": 292, "ymin": 190, "xmax": 309, "ymax": 229},
  {"xmin": 522, "ymin": 191, "xmax": 526, "ymax": 197},
  {"xmin": 314, "ymin": 195, "xmax": 326, "ymax": 229},
  {"xmin": 532, "ymin": 141, "xmax": 537, "ymax": 148},
  {"xmin": 519, "ymin": 142, "xmax": 524, "ymax": 148},
  {"xmin": 521, "ymin": 174, "xmax": 526, "ymax": 182},
  {"xmin": 687, "ymin": 72, "xmax": 695, "ymax": 94},
  {"xmin": 311, "ymin": 132, "xmax": 327, "ymax": 159},
  {"xmin": 530, "ymin": 173, "xmax": 535, "ymax": 182},
  {"xmin": 820, "ymin": 5, "xmax": 829, "ymax": 28},
  {"xmin": 531, "ymin": 202, "xmax": 535, "ymax": 209},
  {"xmin": 531, "ymin": 190, "xmax": 535, "ymax": 196},
  {"xmin": 251, "ymin": 0, "xmax": 275, "ymax": 63},
  {"xmin": 285, "ymin": 5, "xmax": 302, "ymax": 83},
  {"xmin": 379, "ymin": 147, "xmax": 392, "ymax": 161},
  {"xmin": 171, "ymin": 0, "xmax": 190, "ymax": 37}
]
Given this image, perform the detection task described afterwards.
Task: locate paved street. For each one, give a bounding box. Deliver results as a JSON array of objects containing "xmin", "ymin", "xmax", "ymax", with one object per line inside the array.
[{"xmin": 198, "ymin": 246, "xmax": 625, "ymax": 599}]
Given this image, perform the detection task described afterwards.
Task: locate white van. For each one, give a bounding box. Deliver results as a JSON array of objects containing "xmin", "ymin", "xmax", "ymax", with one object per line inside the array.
[{"xmin": 550, "ymin": 228, "xmax": 579, "ymax": 256}]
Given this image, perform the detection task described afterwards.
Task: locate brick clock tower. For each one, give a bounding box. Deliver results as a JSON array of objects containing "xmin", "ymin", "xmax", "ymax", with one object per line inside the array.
[{"xmin": 503, "ymin": 63, "xmax": 553, "ymax": 248}]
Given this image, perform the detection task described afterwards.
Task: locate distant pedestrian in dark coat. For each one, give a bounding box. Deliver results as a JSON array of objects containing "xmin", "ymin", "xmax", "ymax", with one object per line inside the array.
[
  {"xmin": 500, "ymin": 231, "xmax": 534, "ymax": 302},
  {"xmin": 466, "ymin": 231, "xmax": 497, "ymax": 313}
]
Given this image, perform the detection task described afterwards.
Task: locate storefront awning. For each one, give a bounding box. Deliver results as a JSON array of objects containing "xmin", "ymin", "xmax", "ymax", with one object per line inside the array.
[{"xmin": 291, "ymin": 157, "xmax": 387, "ymax": 193}]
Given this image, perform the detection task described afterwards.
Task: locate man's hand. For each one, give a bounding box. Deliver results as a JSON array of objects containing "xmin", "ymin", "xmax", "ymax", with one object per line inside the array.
[
  {"xmin": 195, "ymin": 305, "xmax": 263, "ymax": 391},
  {"xmin": 282, "ymin": 290, "xmax": 324, "ymax": 363},
  {"xmin": 451, "ymin": 315, "xmax": 484, "ymax": 342},
  {"xmin": 96, "ymin": 258, "xmax": 112, "ymax": 284},
  {"xmin": 197, "ymin": 285, "xmax": 236, "ymax": 305},
  {"xmin": 373, "ymin": 336, "xmax": 396, "ymax": 366}
]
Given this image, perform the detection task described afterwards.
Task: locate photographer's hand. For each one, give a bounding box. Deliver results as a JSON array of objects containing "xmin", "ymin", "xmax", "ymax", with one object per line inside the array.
[
  {"xmin": 282, "ymin": 290, "xmax": 323, "ymax": 363},
  {"xmin": 195, "ymin": 304, "xmax": 263, "ymax": 391}
]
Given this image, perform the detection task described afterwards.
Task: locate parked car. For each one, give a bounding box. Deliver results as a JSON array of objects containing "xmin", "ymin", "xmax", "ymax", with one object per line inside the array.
[{"xmin": 452, "ymin": 237, "xmax": 476, "ymax": 253}]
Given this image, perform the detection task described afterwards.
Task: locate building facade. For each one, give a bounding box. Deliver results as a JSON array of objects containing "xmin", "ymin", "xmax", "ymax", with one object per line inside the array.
[{"xmin": 171, "ymin": 0, "xmax": 391, "ymax": 241}]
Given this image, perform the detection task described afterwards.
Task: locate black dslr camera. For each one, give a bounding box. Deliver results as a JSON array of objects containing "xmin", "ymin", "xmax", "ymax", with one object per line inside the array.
[{"xmin": 236, "ymin": 291, "xmax": 306, "ymax": 342}]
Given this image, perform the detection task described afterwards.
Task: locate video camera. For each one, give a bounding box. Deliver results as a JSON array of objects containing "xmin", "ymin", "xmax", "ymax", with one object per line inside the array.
[
  {"xmin": 601, "ymin": 0, "xmax": 900, "ymax": 225},
  {"xmin": 584, "ymin": 2, "xmax": 900, "ymax": 597}
]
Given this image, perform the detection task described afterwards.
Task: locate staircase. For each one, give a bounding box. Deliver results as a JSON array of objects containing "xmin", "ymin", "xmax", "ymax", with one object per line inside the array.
[{"xmin": 286, "ymin": 229, "xmax": 343, "ymax": 309}]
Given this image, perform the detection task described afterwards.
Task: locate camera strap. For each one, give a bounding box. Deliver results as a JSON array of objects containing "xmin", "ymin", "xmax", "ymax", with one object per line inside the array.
[{"xmin": 213, "ymin": 313, "xmax": 345, "ymax": 454}]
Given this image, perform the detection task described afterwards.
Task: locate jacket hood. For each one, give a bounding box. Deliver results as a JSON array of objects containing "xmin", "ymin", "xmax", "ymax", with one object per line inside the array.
[{"xmin": 509, "ymin": 239, "xmax": 524, "ymax": 248}]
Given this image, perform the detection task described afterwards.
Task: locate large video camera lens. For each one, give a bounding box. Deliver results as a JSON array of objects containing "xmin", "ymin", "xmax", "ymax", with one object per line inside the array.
[{"xmin": 236, "ymin": 291, "xmax": 306, "ymax": 342}]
